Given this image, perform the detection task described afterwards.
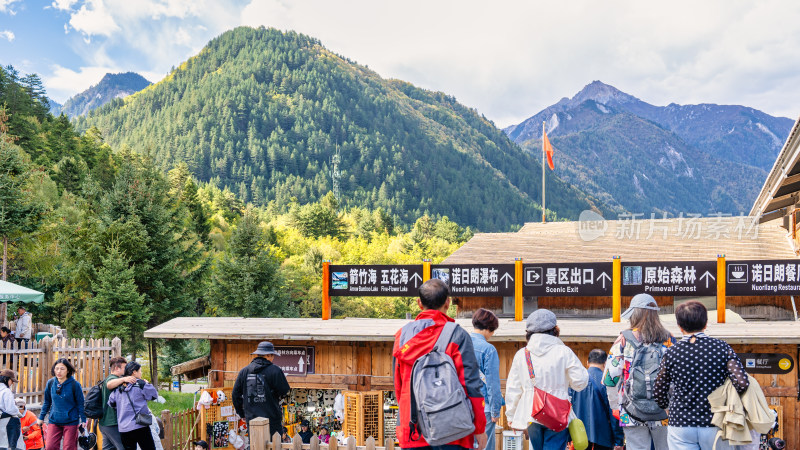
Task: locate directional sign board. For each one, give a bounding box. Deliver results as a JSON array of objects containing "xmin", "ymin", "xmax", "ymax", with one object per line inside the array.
[
  {"xmin": 274, "ymin": 346, "xmax": 315, "ymax": 376},
  {"xmin": 621, "ymin": 261, "xmax": 717, "ymax": 296},
  {"xmin": 329, "ymin": 265, "xmax": 424, "ymax": 296},
  {"xmin": 431, "ymin": 264, "xmax": 515, "ymax": 297},
  {"xmin": 726, "ymin": 260, "xmax": 800, "ymax": 296},
  {"xmin": 522, "ymin": 263, "xmax": 612, "ymax": 296},
  {"xmin": 737, "ymin": 353, "xmax": 794, "ymax": 375}
]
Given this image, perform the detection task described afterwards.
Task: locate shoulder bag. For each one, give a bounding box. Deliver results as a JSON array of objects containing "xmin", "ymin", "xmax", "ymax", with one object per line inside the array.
[
  {"xmin": 123, "ymin": 386, "xmax": 153, "ymax": 427},
  {"xmin": 525, "ymin": 348, "xmax": 571, "ymax": 432}
]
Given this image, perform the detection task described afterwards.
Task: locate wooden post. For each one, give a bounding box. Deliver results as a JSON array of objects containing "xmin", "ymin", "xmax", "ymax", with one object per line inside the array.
[
  {"xmin": 249, "ymin": 417, "xmax": 271, "ymax": 450},
  {"xmin": 149, "ymin": 339, "xmax": 159, "ymax": 386},
  {"xmin": 384, "ymin": 438, "xmax": 394, "ymax": 450},
  {"xmin": 717, "ymin": 255, "xmax": 726, "ymax": 324},
  {"xmin": 292, "ymin": 434, "xmax": 302, "ymax": 450},
  {"xmin": 346, "ymin": 436, "xmax": 356, "ymax": 450},
  {"xmin": 612, "ymin": 256, "xmax": 622, "ymax": 322},
  {"xmin": 210, "ymin": 339, "xmax": 225, "ymax": 388},
  {"xmin": 310, "ymin": 436, "xmax": 320, "ymax": 450},
  {"xmin": 40, "ymin": 337, "xmax": 53, "ymax": 389},
  {"xmin": 161, "ymin": 410, "xmax": 173, "ymax": 450},
  {"xmin": 514, "ymin": 258, "xmax": 523, "ymax": 321},
  {"xmin": 271, "ymin": 433, "xmax": 282, "ymax": 450},
  {"xmin": 365, "ymin": 437, "xmax": 376, "ymax": 450},
  {"xmin": 111, "ymin": 337, "xmax": 122, "ymax": 358},
  {"xmin": 422, "ymin": 259, "xmax": 431, "ymax": 282},
  {"xmin": 329, "ymin": 436, "xmax": 338, "ymax": 450},
  {"xmin": 322, "ymin": 260, "xmax": 331, "ymax": 320}
]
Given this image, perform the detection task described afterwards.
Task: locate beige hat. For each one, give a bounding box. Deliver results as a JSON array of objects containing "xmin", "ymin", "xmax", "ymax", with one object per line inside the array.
[{"xmin": 0, "ymin": 369, "xmax": 18, "ymax": 383}]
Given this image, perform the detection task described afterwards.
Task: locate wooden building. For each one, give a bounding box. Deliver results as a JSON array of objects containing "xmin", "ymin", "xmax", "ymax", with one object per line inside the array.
[
  {"xmin": 144, "ymin": 316, "xmax": 800, "ymax": 446},
  {"xmin": 443, "ymin": 217, "xmax": 799, "ymax": 320}
]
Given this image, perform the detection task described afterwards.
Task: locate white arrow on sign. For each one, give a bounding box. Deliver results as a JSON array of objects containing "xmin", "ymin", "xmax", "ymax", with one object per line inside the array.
[
  {"xmin": 700, "ymin": 271, "xmax": 715, "ymax": 288},
  {"xmin": 410, "ymin": 272, "xmax": 423, "ymax": 288},
  {"xmin": 500, "ymin": 272, "xmax": 513, "ymax": 288},
  {"xmin": 529, "ymin": 271, "xmax": 540, "ymax": 283},
  {"xmin": 298, "ymin": 356, "xmax": 304, "ymax": 373},
  {"xmin": 597, "ymin": 272, "xmax": 611, "ymax": 289}
]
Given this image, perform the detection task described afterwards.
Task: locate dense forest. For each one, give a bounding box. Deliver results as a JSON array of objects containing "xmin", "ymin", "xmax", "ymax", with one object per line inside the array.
[
  {"xmin": 0, "ymin": 64, "xmax": 471, "ymax": 370},
  {"xmin": 74, "ymin": 26, "xmax": 603, "ymax": 231}
]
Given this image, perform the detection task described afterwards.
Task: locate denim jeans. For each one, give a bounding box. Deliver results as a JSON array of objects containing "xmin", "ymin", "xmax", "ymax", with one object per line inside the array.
[
  {"xmin": 527, "ymin": 423, "xmax": 569, "ymax": 450},
  {"xmin": 667, "ymin": 426, "xmax": 734, "ymax": 450},
  {"xmin": 483, "ymin": 413, "xmax": 496, "ymax": 450}
]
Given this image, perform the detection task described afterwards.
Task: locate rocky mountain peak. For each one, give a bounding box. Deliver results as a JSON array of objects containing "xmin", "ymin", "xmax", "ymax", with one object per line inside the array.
[{"xmin": 571, "ymin": 80, "xmax": 639, "ymax": 106}]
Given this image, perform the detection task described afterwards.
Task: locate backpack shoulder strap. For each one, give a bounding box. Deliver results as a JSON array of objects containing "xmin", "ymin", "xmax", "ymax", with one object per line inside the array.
[
  {"xmin": 433, "ymin": 322, "xmax": 457, "ymax": 352},
  {"xmin": 621, "ymin": 329, "xmax": 640, "ymax": 349}
]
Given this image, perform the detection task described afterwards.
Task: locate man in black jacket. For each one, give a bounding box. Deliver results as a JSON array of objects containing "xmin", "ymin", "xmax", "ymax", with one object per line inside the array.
[{"xmin": 232, "ymin": 341, "xmax": 290, "ymax": 437}]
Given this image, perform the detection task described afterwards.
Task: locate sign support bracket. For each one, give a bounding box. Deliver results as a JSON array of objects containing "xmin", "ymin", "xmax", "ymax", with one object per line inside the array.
[
  {"xmin": 717, "ymin": 255, "xmax": 726, "ymax": 324},
  {"xmin": 612, "ymin": 257, "xmax": 621, "ymax": 322},
  {"xmin": 514, "ymin": 258, "xmax": 523, "ymax": 321}
]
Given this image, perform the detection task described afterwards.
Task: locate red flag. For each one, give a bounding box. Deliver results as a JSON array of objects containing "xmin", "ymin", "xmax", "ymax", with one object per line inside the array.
[{"xmin": 543, "ymin": 130, "xmax": 555, "ymax": 170}]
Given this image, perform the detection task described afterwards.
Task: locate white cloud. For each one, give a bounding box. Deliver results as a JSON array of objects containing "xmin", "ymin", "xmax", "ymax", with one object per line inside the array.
[
  {"xmin": 50, "ymin": 0, "xmax": 78, "ymax": 11},
  {"xmin": 69, "ymin": 0, "xmax": 120, "ymax": 37},
  {"xmin": 0, "ymin": 0, "xmax": 20, "ymax": 14},
  {"xmin": 0, "ymin": 30, "xmax": 13, "ymax": 41}
]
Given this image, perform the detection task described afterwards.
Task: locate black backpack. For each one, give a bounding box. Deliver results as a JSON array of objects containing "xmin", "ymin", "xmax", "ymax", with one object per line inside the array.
[{"xmin": 84, "ymin": 379, "xmax": 106, "ymax": 420}]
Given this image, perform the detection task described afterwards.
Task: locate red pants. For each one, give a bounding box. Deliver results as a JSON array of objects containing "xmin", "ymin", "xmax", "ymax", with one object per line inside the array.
[{"xmin": 45, "ymin": 424, "xmax": 78, "ymax": 450}]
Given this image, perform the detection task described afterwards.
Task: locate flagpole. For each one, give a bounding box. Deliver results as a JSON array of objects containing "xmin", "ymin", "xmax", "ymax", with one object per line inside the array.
[{"xmin": 542, "ymin": 121, "xmax": 546, "ymax": 223}]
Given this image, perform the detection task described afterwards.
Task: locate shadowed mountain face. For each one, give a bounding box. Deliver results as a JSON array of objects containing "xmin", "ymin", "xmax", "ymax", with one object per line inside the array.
[
  {"xmin": 59, "ymin": 72, "xmax": 151, "ymax": 118},
  {"xmin": 75, "ymin": 27, "xmax": 604, "ymax": 231},
  {"xmin": 505, "ymin": 81, "xmax": 794, "ymax": 216}
]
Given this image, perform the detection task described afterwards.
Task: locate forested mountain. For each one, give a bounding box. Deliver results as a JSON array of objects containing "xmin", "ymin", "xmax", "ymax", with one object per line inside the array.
[
  {"xmin": 505, "ymin": 81, "xmax": 792, "ymax": 215},
  {"xmin": 75, "ymin": 27, "xmax": 603, "ymax": 231},
  {"xmin": 58, "ymin": 72, "xmax": 151, "ymax": 117},
  {"xmin": 1, "ymin": 63, "xmax": 474, "ymax": 362}
]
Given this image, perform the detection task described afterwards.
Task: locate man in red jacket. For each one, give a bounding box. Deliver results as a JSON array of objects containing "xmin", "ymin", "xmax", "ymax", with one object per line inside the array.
[{"xmin": 393, "ymin": 279, "xmax": 487, "ymax": 450}]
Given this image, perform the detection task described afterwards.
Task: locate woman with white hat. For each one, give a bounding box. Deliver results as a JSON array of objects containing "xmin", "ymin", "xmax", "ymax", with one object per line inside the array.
[
  {"xmin": 505, "ymin": 309, "xmax": 588, "ymax": 450},
  {"xmin": 602, "ymin": 293, "xmax": 675, "ymax": 450}
]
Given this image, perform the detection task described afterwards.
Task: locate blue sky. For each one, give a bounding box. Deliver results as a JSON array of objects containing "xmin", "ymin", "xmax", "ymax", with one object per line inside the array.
[{"xmin": 2, "ymin": 0, "xmax": 800, "ymax": 127}]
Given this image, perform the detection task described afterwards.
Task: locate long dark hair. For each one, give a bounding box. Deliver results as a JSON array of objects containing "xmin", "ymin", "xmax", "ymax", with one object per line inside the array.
[
  {"xmin": 52, "ymin": 358, "xmax": 76, "ymax": 378},
  {"xmin": 629, "ymin": 308, "xmax": 672, "ymax": 344}
]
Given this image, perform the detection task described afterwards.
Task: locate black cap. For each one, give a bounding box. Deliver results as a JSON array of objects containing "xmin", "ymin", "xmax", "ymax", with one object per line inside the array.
[
  {"xmin": 252, "ymin": 341, "xmax": 279, "ymax": 356},
  {"xmin": 194, "ymin": 441, "xmax": 209, "ymax": 449},
  {"xmin": 301, "ymin": 419, "xmax": 310, "ymax": 427}
]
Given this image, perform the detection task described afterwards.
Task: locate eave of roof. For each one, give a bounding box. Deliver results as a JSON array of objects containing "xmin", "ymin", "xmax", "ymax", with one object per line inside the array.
[{"xmin": 750, "ymin": 114, "xmax": 800, "ymax": 218}]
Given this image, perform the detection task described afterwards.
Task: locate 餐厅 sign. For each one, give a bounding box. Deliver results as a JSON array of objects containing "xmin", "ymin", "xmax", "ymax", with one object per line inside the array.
[
  {"xmin": 622, "ymin": 261, "xmax": 717, "ymax": 296},
  {"xmin": 274, "ymin": 346, "xmax": 315, "ymax": 376},
  {"xmin": 726, "ymin": 260, "xmax": 800, "ymax": 296},
  {"xmin": 522, "ymin": 263, "xmax": 612, "ymax": 297},
  {"xmin": 736, "ymin": 353, "xmax": 794, "ymax": 375},
  {"xmin": 329, "ymin": 265, "xmax": 424, "ymax": 296},
  {"xmin": 431, "ymin": 264, "xmax": 515, "ymax": 297}
]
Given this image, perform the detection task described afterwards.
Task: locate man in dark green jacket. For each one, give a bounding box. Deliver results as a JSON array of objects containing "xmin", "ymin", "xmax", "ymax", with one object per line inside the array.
[{"xmin": 232, "ymin": 341, "xmax": 290, "ymax": 437}]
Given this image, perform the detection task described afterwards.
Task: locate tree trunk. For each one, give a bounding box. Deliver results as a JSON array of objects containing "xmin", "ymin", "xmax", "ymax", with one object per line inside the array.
[{"xmin": 1, "ymin": 235, "xmax": 6, "ymax": 326}]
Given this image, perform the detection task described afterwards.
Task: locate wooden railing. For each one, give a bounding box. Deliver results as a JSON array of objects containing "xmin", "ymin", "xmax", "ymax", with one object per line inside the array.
[
  {"xmin": 0, "ymin": 336, "xmax": 121, "ymax": 406},
  {"xmin": 160, "ymin": 408, "xmax": 201, "ymax": 450}
]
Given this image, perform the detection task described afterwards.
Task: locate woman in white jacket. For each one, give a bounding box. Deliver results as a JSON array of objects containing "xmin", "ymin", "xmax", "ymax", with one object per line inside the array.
[{"xmin": 505, "ymin": 309, "xmax": 588, "ymax": 450}]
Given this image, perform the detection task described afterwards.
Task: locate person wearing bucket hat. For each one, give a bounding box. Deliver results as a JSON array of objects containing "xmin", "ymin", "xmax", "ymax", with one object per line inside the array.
[
  {"xmin": 232, "ymin": 341, "xmax": 290, "ymax": 438},
  {"xmin": 602, "ymin": 293, "xmax": 675, "ymax": 450},
  {"xmin": 505, "ymin": 309, "xmax": 588, "ymax": 450}
]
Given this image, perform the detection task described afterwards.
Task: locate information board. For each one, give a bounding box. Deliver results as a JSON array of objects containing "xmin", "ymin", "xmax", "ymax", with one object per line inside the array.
[
  {"xmin": 726, "ymin": 260, "xmax": 800, "ymax": 296},
  {"xmin": 274, "ymin": 346, "xmax": 315, "ymax": 376},
  {"xmin": 737, "ymin": 353, "xmax": 794, "ymax": 374},
  {"xmin": 329, "ymin": 265, "xmax": 424, "ymax": 296},
  {"xmin": 522, "ymin": 263, "xmax": 612, "ymax": 296},
  {"xmin": 430, "ymin": 264, "xmax": 515, "ymax": 297},
  {"xmin": 621, "ymin": 261, "xmax": 717, "ymax": 296}
]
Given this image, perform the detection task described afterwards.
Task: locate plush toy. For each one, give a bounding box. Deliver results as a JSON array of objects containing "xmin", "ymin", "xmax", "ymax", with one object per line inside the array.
[
  {"xmin": 197, "ymin": 391, "xmax": 213, "ymax": 410},
  {"xmin": 216, "ymin": 390, "xmax": 227, "ymax": 404},
  {"xmin": 229, "ymin": 430, "xmax": 245, "ymax": 450}
]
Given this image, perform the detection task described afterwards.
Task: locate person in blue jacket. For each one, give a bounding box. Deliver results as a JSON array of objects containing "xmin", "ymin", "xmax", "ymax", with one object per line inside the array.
[
  {"xmin": 37, "ymin": 358, "xmax": 86, "ymax": 450},
  {"xmin": 570, "ymin": 349, "xmax": 624, "ymax": 450},
  {"xmin": 470, "ymin": 308, "xmax": 503, "ymax": 450}
]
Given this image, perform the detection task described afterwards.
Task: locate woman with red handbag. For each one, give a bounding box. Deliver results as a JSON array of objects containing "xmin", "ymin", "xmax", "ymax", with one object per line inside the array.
[{"xmin": 505, "ymin": 309, "xmax": 589, "ymax": 450}]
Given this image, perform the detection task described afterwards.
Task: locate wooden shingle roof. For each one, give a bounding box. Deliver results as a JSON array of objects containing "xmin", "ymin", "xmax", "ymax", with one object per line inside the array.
[{"xmin": 443, "ymin": 217, "xmax": 796, "ymax": 264}]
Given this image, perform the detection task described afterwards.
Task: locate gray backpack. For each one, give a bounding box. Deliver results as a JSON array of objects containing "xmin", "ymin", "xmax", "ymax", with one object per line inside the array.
[
  {"xmin": 621, "ymin": 329, "xmax": 668, "ymax": 422},
  {"xmin": 408, "ymin": 322, "xmax": 475, "ymax": 446}
]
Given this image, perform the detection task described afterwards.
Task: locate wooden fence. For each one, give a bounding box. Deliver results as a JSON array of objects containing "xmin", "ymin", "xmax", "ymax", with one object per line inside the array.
[
  {"xmin": 0, "ymin": 336, "xmax": 121, "ymax": 406},
  {"xmin": 160, "ymin": 408, "xmax": 202, "ymax": 450}
]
